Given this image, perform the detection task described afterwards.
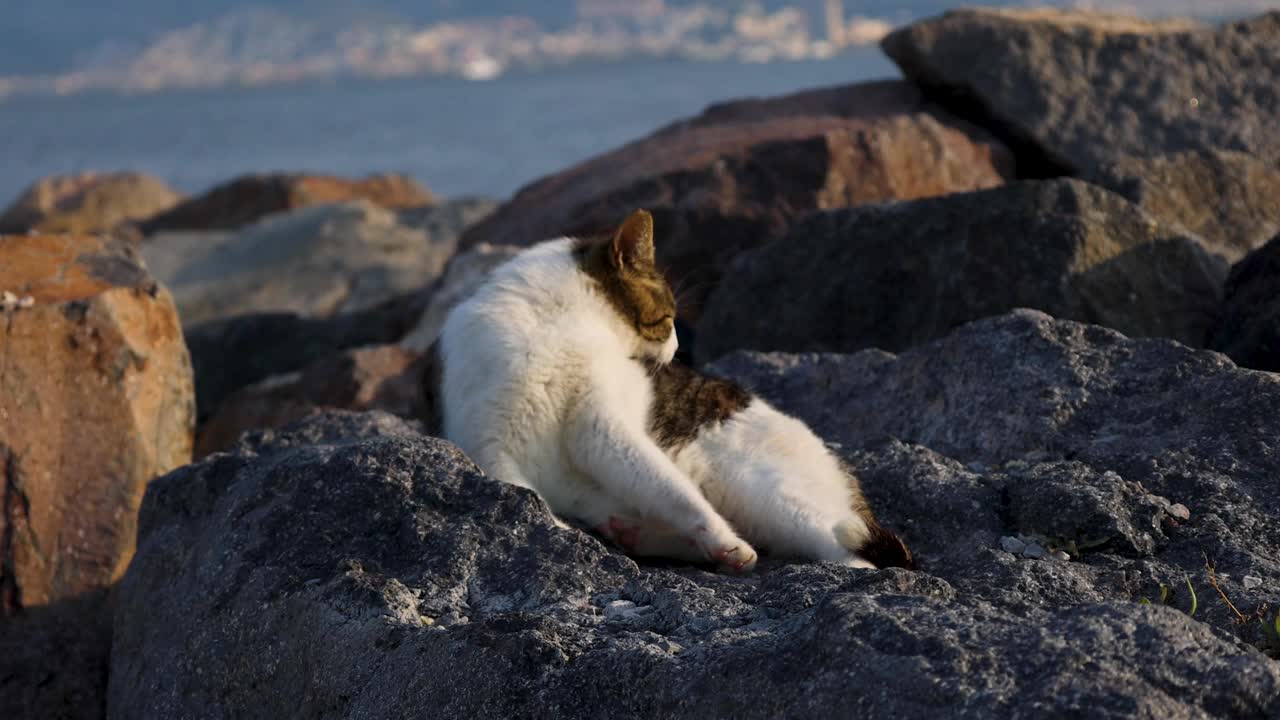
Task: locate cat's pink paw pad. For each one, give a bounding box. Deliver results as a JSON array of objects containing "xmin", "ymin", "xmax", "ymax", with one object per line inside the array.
[{"xmin": 601, "ymin": 516, "xmax": 641, "ymax": 552}]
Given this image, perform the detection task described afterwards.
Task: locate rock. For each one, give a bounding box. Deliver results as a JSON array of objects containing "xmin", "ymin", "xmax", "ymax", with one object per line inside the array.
[
  {"xmin": 999, "ymin": 537, "xmax": 1026, "ymax": 554},
  {"xmin": 1050, "ymin": 551, "xmax": 1071, "ymax": 563},
  {"xmin": 399, "ymin": 243, "xmax": 521, "ymax": 353},
  {"xmin": 1084, "ymin": 151, "xmax": 1280, "ymax": 263},
  {"xmin": 137, "ymin": 172, "xmax": 436, "ymax": 233},
  {"xmin": 195, "ymin": 345, "xmax": 429, "ymax": 457},
  {"xmin": 1244, "ymin": 576, "xmax": 1263, "ymax": 590},
  {"xmin": 461, "ymin": 80, "xmax": 1012, "ymax": 320},
  {"xmin": 0, "ymin": 233, "xmax": 193, "ymax": 719},
  {"xmin": 1022, "ymin": 543, "xmax": 1047, "ymax": 560},
  {"xmin": 111, "ymin": 411, "xmax": 1280, "ymax": 719},
  {"xmin": 0, "ymin": 172, "xmax": 183, "ymax": 236},
  {"xmin": 1167, "ymin": 503, "xmax": 1192, "ymax": 522},
  {"xmin": 882, "ymin": 9, "xmax": 1280, "ymax": 175},
  {"xmin": 696, "ymin": 179, "xmax": 1226, "ymax": 362},
  {"xmin": 1207, "ymin": 232, "xmax": 1280, "ymax": 372},
  {"xmin": 1, "ymin": 590, "xmax": 112, "ymax": 720},
  {"xmin": 1005, "ymin": 465, "xmax": 1171, "ymax": 557},
  {"xmin": 142, "ymin": 199, "xmax": 475, "ymax": 327},
  {"xmin": 709, "ymin": 310, "xmax": 1280, "ymax": 637},
  {"xmin": 186, "ymin": 290, "xmax": 431, "ymax": 423}
]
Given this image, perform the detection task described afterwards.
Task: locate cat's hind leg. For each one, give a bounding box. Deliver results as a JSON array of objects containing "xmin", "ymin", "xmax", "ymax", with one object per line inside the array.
[{"xmin": 566, "ymin": 399, "xmax": 757, "ymax": 573}]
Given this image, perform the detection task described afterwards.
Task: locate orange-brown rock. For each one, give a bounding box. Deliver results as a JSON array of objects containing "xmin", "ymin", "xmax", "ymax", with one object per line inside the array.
[
  {"xmin": 0, "ymin": 232, "xmax": 193, "ymax": 719},
  {"xmin": 460, "ymin": 80, "xmax": 1013, "ymax": 319},
  {"xmin": 0, "ymin": 172, "xmax": 183, "ymax": 236},
  {"xmin": 138, "ymin": 172, "xmax": 437, "ymax": 233},
  {"xmin": 195, "ymin": 345, "xmax": 427, "ymax": 457}
]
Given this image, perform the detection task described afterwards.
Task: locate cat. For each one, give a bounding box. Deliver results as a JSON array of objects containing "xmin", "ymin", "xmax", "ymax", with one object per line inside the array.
[{"xmin": 437, "ymin": 208, "xmax": 911, "ymax": 572}]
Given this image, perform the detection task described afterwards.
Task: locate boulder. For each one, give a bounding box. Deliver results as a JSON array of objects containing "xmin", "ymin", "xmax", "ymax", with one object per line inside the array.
[
  {"xmin": 186, "ymin": 290, "xmax": 430, "ymax": 423},
  {"xmin": 0, "ymin": 172, "xmax": 182, "ymax": 235},
  {"xmin": 399, "ymin": 243, "xmax": 521, "ymax": 353},
  {"xmin": 141, "ymin": 198, "xmax": 491, "ymax": 327},
  {"xmin": 461, "ymin": 80, "xmax": 1012, "ymax": 319},
  {"xmin": 110, "ymin": 409, "xmax": 1280, "ymax": 719},
  {"xmin": 0, "ymin": 233, "xmax": 193, "ymax": 719},
  {"xmin": 137, "ymin": 172, "xmax": 436, "ymax": 233},
  {"xmin": 195, "ymin": 345, "xmax": 429, "ymax": 457},
  {"xmin": 1085, "ymin": 150, "xmax": 1280, "ymax": 262},
  {"xmin": 882, "ymin": 9, "xmax": 1280, "ymax": 175},
  {"xmin": 695, "ymin": 179, "xmax": 1226, "ymax": 362},
  {"xmin": 709, "ymin": 310, "xmax": 1280, "ymax": 640},
  {"xmin": 1207, "ymin": 232, "xmax": 1280, "ymax": 371}
]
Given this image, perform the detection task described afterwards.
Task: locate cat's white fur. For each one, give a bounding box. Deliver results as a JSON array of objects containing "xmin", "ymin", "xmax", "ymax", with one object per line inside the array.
[{"xmin": 439, "ymin": 234, "xmax": 875, "ymax": 571}]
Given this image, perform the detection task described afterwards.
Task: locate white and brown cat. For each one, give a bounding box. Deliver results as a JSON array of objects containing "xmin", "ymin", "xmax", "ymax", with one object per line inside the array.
[{"xmin": 436, "ymin": 209, "xmax": 912, "ymax": 572}]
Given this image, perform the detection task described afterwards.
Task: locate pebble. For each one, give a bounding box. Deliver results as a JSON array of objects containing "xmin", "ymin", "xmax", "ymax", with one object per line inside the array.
[
  {"xmin": 1023, "ymin": 543, "xmax": 1048, "ymax": 560},
  {"xmin": 0, "ymin": 290, "xmax": 16, "ymax": 310},
  {"xmin": 603, "ymin": 600, "xmax": 637, "ymax": 618},
  {"xmin": 1000, "ymin": 536, "xmax": 1027, "ymax": 554},
  {"xmin": 604, "ymin": 600, "xmax": 654, "ymax": 625},
  {"xmin": 1050, "ymin": 550, "xmax": 1071, "ymax": 562},
  {"xmin": 1166, "ymin": 503, "xmax": 1191, "ymax": 521},
  {"xmin": 1243, "ymin": 576, "xmax": 1262, "ymax": 590},
  {"xmin": 654, "ymin": 638, "xmax": 683, "ymax": 654}
]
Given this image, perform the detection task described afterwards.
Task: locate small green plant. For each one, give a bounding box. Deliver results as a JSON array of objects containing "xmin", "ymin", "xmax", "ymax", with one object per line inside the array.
[{"xmin": 1136, "ymin": 578, "xmax": 1196, "ymax": 617}]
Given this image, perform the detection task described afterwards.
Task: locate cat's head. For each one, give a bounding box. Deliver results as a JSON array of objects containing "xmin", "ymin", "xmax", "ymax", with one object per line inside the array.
[{"xmin": 576, "ymin": 209, "xmax": 678, "ymax": 364}]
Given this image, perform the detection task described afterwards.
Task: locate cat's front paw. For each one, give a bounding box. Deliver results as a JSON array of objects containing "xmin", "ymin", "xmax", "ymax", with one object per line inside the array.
[{"xmin": 693, "ymin": 526, "xmax": 758, "ymax": 574}]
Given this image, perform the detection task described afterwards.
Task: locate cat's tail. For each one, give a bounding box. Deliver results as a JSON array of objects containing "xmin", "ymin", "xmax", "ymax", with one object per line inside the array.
[{"xmin": 835, "ymin": 518, "xmax": 916, "ymax": 571}]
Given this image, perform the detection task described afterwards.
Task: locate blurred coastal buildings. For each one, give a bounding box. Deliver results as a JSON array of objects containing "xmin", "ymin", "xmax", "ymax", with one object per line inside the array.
[{"xmin": 0, "ymin": 1, "xmax": 895, "ymax": 97}]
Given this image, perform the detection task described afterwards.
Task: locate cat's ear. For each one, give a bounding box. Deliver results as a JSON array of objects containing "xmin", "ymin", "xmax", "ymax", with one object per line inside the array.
[{"xmin": 611, "ymin": 209, "xmax": 655, "ymax": 270}]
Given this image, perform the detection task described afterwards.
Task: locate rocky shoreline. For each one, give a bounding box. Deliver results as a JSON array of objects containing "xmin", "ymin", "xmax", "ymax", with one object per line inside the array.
[{"xmin": 2, "ymin": 7, "xmax": 1279, "ymax": 719}]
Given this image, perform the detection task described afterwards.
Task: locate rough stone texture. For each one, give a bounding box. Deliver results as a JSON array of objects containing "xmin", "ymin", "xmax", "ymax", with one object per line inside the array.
[
  {"xmin": 111, "ymin": 409, "xmax": 1280, "ymax": 719},
  {"xmin": 696, "ymin": 179, "xmax": 1227, "ymax": 362},
  {"xmin": 0, "ymin": 233, "xmax": 194, "ymax": 720},
  {"xmin": 1085, "ymin": 150, "xmax": 1280, "ymax": 262},
  {"xmin": 142, "ymin": 198, "xmax": 489, "ymax": 326},
  {"xmin": 882, "ymin": 9, "xmax": 1280, "ymax": 175},
  {"xmin": 186, "ymin": 290, "xmax": 430, "ymax": 423},
  {"xmin": 399, "ymin": 243, "xmax": 521, "ymax": 353},
  {"xmin": 1, "ymin": 590, "xmax": 111, "ymax": 720},
  {"xmin": 137, "ymin": 172, "xmax": 436, "ymax": 233},
  {"xmin": 461, "ymin": 80, "xmax": 1012, "ymax": 319},
  {"xmin": 1208, "ymin": 232, "xmax": 1280, "ymax": 371},
  {"xmin": 0, "ymin": 172, "xmax": 183, "ymax": 236},
  {"xmin": 195, "ymin": 345, "xmax": 428, "ymax": 457},
  {"xmin": 709, "ymin": 310, "xmax": 1280, "ymax": 643}
]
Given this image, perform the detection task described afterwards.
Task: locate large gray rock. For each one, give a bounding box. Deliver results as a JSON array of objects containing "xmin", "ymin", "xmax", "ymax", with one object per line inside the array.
[
  {"xmin": 1085, "ymin": 150, "xmax": 1280, "ymax": 263},
  {"xmin": 1208, "ymin": 232, "xmax": 1280, "ymax": 371},
  {"xmin": 710, "ymin": 310, "xmax": 1280, "ymax": 641},
  {"xmin": 111, "ymin": 313, "xmax": 1280, "ymax": 718},
  {"xmin": 142, "ymin": 197, "xmax": 495, "ymax": 326},
  {"xmin": 882, "ymin": 9, "xmax": 1280, "ymax": 175},
  {"xmin": 696, "ymin": 179, "xmax": 1226, "ymax": 362}
]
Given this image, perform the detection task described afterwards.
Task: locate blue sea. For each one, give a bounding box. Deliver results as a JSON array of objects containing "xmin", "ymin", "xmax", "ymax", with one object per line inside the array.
[{"xmin": 0, "ymin": 50, "xmax": 898, "ymax": 204}]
